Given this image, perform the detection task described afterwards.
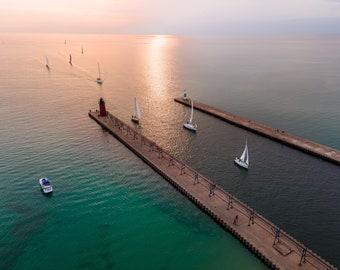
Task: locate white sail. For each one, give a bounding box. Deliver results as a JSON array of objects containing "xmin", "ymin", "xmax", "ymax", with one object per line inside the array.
[
  {"xmin": 240, "ymin": 142, "xmax": 249, "ymax": 164},
  {"xmin": 234, "ymin": 140, "xmax": 249, "ymax": 169},
  {"xmin": 131, "ymin": 97, "xmax": 141, "ymax": 123},
  {"xmin": 45, "ymin": 56, "xmax": 49, "ymax": 67},
  {"xmin": 189, "ymin": 99, "xmax": 194, "ymax": 123},
  {"xmin": 133, "ymin": 98, "xmax": 136, "ymax": 117},
  {"xmin": 136, "ymin": 99, "xmax": 141, "ymax": 119},
  {"xmin": 98, "ymin": 63, "xmax": 101, "ymax": 78}
]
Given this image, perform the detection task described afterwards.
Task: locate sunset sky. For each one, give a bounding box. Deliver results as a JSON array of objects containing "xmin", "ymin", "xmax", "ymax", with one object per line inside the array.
[{"xmin": 1, "ymin": 0, "xmax": 340, "ymax": 34}]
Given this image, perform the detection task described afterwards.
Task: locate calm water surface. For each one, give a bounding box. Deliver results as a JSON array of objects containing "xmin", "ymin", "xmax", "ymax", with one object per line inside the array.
[{"xmin": 0, "ymin": 33, "xmax": 339, "ymax": 269}]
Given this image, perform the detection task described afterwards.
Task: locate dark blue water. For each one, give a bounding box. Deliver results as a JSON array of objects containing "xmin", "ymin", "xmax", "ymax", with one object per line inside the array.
[{"xmin": 0, "ymin": 33, "xmax": 339, "ymax": 269}]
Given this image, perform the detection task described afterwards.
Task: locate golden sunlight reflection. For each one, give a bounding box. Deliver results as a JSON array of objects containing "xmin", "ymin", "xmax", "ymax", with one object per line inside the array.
[{"xmin": 145, "ymin": 35, "xmax": 177, "ymax": 100}]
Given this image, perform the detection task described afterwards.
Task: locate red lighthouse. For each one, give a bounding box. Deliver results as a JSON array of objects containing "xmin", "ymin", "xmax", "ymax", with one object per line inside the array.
[{"xmin": 99, "ymin": 97, "xmax": 107, "ymax": 117}]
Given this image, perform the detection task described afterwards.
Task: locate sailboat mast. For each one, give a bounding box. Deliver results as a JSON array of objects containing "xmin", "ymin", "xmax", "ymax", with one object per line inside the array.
[
  {"xmin": 133, "ymin": 98, "xmax": 137, "ymax": 117},
  {"xmin": 245, "ymin": 141, "xmax": 249, "ymax": 164},
  {"xmin": 240, "ymin": 143, "xmax": 246, "ymax": 161},
  {"xmin": 136, "ymin": 99, "xmax": 141, "ymax": 119},
  {"xmin": 98, "ymin": 63, "xmax": 101, "ymax": 78}
]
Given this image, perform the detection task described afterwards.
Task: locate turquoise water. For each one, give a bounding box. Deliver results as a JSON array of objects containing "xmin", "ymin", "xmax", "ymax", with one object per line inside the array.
[{"xmin": 0, "ymin": 33, "xmax": 339, "ymax": 269}]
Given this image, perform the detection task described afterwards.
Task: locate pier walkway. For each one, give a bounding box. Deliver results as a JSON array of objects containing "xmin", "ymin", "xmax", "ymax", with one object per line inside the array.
[
  {"xmin": 175, "ymin": 97, "xmax": 340, "ymax": 165},
  {"xmin": 89, "ymin": 110, "xmax": 336, "ymax": 270}
]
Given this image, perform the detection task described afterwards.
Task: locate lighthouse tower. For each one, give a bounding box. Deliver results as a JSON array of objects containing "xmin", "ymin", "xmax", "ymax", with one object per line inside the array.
[
  {"xmin": 183, "ymin": 90, "xmax": 187, "ymax": 100},
  {"xmin": 99, "ymin": 97, "xmax": 107, "ymax": 117}
]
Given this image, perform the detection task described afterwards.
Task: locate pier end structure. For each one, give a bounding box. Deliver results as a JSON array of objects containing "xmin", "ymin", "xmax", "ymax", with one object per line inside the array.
[
  {"xmin": 174, "ymin": 97, "xmax": 340, "ymax": 165},
  {"xmin": 88, "ymin": 106, "xmax": 337, "ymax": 270},
  {"xmin": 99, "ymin": 97, "xmax": 107, "ymax": 117}
]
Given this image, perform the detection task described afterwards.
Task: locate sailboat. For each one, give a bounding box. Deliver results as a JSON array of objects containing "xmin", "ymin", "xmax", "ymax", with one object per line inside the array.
[
  {"xmin": 69, "ymin": 54, "xmax": 72, "ymax": 65},
  {"xmin": 96, "ymin": 63, "xmax": 103, "ymax": 84},
  {"xmin": 183, "ymin": 99, "xmax": 198, "ymax": 131},
  {"xmin": 234, "ymin": 140, "xmax": 249, "ymax": 169},
  {"xmin": 131, "ymin": 98, "xmax": 141, "ymax": 123},
  {"xmin": 45, "ymin": 56, "xmax": 49, "ymax": 69}
]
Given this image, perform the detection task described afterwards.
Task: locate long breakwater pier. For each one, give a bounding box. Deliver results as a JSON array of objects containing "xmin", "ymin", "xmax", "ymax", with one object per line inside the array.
[
  {"xmin": 89, "ymin": 106, "xmax": 336, "ymax": 270},
  {"xmin": 175, "ymin": 97, "xmax": 340, "ymax": 165}
]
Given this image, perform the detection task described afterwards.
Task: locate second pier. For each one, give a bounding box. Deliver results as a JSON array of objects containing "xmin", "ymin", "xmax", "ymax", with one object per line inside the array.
[{"xmin": 174, "ymin": 97, "xmax": 340, "ymax": 165}]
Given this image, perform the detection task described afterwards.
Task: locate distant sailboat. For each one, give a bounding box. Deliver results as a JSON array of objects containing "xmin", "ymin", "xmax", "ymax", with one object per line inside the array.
[
  {"xmin": 234, "ymin": 140, "xmax": 249, "ymax": 169},
  {"xmin": 45, "ymin": 56, "xmax": 49, "ymax": 69},
  {"xmin": 131, "ymin": 98, "xmax": 141, "ymax": 123},
  {"xmin": 69, "ymin": 54, "xmax": 72, "ymax": 65},
  {"xmin": 183, "ymin": 99, "xmax": 198, "ymax": 131},
  {"xmin": 97, "ymin": 63, "xmax": 103, "ymax": 84}
]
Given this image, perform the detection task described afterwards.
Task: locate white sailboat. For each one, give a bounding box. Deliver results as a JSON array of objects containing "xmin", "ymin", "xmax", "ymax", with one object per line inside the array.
[
  {"xmin": 96, "ymin": 63, "xmax": 103, "ymax": 84},
  {"xmin": 45, "ymin": 56, "xmax": 49, "ymax": 69},
  {"xmin": 183, "ymin": 99, "xmax": 198, "ymax": 131},
  {"xmin": 234, "ymin": 140, "xmax": 249, "ymax": 169},
  {"xmin": 131, "ymin": 98, "xmax": 141, "ymax": 123}
]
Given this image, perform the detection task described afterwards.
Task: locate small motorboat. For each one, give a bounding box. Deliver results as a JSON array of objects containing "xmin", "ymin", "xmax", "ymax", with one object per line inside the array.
[{"xmin": 39, "ymin": 178, "xmax": 53, "ymax": 194}]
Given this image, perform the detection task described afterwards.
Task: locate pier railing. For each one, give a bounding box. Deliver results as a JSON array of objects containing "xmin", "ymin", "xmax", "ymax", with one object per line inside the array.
[{"xmin": 91, "ymin": 110, "xmax": 336, "ymax": 270}]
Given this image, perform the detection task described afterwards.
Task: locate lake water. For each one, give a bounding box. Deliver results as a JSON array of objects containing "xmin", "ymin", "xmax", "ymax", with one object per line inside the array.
[{"xmin": 0, "ymin": 33, "xmax": 339, "ymax": 269}]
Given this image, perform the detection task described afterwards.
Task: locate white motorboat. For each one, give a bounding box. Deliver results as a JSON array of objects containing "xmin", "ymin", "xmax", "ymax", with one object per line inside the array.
[{"xmin": 39, "ymin": 178, "xmax": 53, "ymax": 194}]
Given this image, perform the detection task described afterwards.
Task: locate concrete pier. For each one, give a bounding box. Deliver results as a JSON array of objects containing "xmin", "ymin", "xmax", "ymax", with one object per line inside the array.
[
  {"xmin": 175, "ymin": 97, "xmax": 340, "ymax": 165},
  {"xmin": 89, "ymin": 110, "xmax": 336, "ymax": 270}
]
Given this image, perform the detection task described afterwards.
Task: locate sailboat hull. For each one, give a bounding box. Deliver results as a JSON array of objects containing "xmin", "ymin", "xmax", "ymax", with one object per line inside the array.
[
  {"xmin": 234, "ymin": 158, "xmax": 249, "ymax": 169},
  {"xmin": 183, "ymin": 123, "xmax": 197, "ymax": 131},
  {"xmin": 131, "ymin": 116, "xmax": 139, "ymax": 123}
]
